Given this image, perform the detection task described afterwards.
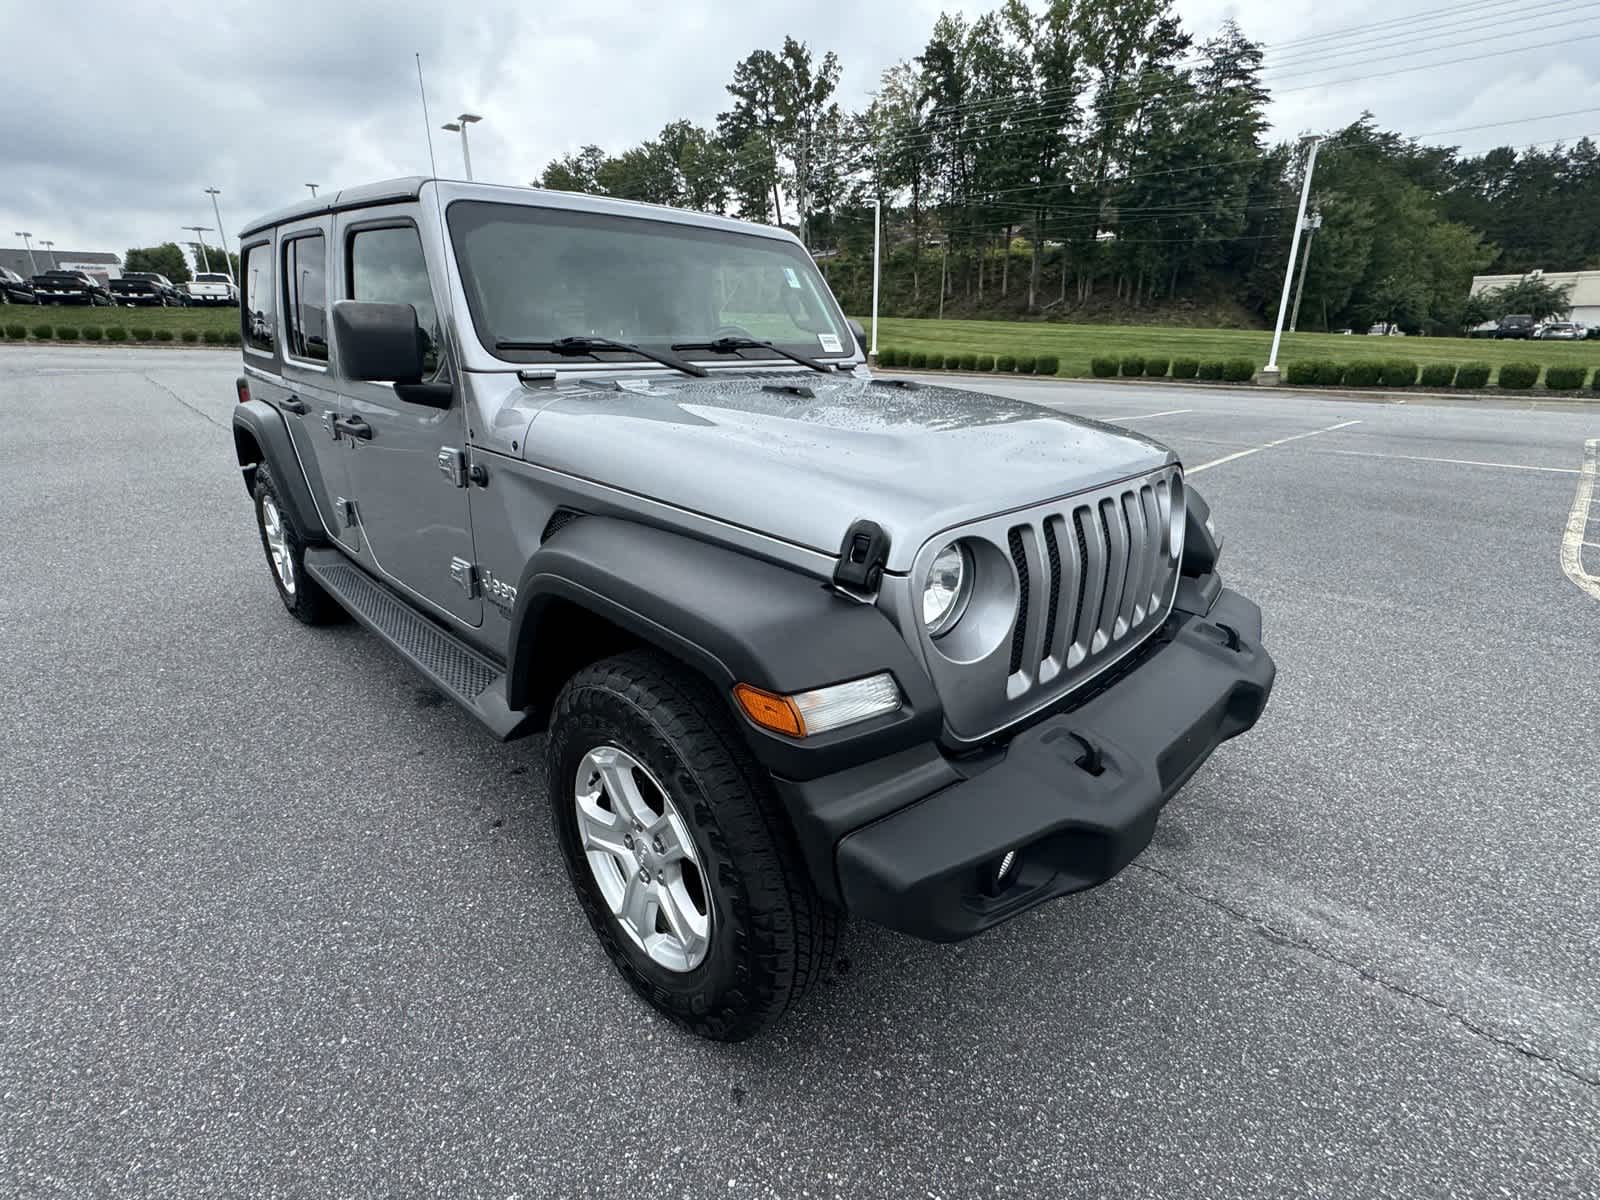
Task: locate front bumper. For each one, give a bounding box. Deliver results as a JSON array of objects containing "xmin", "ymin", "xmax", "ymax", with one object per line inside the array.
[{"xmin": 797, "ymin": 586, "xmax": 1274, "ymax": 941}]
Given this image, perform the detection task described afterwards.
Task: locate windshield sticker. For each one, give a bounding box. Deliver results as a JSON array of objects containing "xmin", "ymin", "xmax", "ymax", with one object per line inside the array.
[
  {"xmin": 783, "ymin": 266, "xmax": 802, "ymax": 289},
  {"xmin": 818, "ymin": 333, "xmax": 843, "ymax": 353}
]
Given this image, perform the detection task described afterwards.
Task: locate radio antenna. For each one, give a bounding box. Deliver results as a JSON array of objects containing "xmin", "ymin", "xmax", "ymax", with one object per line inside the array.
[
  {"xmin": 415, "ymin": 53, "xmax": 441, "ymax": 180},
  {"xmin": 414, "ymin": 53, "xmax": 462, "ymax": 390}
]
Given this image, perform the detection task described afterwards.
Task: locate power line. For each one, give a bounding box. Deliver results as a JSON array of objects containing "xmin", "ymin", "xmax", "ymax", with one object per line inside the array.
[
  {"xmin": 885, "ymin": 105, "xmax": 1600, "ymax": 208},
  {"xmin": 1274, "ymin": 31, "xmax": 1600, "ymax": 94},
  {"xmin": 862, "ymin": 0, "xmax": 1566, "ymax": 130},
  {"xmin": 859, "ymin": 23, "xmax": 1598, "ymax": 159},
  {"xmin": 1263, "ymin": 1, "xmax": 1596, "ymax": 73}
]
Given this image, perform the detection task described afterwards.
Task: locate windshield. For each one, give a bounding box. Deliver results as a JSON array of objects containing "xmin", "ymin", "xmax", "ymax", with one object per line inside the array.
[{"xmin": 447, "ymin": 200, "xmax": 855, "ymax": 365}]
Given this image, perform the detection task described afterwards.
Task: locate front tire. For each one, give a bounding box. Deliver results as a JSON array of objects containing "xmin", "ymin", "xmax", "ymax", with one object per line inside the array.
[
  {"xmin": 251, "ymin": 461, "xmax": 342, "ymax": 625},
  {"xmin": 547, "ymin": 651, "xmax": 839, "ymax": 1041}
]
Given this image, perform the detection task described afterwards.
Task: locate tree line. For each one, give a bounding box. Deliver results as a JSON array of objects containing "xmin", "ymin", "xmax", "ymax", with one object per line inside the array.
[
  {"xmin": 532, "ymin": 0, "xmax": 1600, "ymax": 335},
  {"xmin": 121, "ymin": 242, "xmax": 238, "ymax": 285}
]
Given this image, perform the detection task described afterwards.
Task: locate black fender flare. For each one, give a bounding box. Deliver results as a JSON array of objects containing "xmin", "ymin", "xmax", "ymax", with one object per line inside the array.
[
  {"xmin": 506, "ymin": 517, "xmax": 943, "ymax": 780},
  {"xmin": 231, "ymin": 397, "xmax": 327, "ymax": 545}
]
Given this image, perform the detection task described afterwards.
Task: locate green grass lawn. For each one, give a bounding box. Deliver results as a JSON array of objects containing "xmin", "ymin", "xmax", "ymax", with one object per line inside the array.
[
  {"xmin": 1, "ymin": 303, "xmax": 238, "ymax": 342},
  {"xmin": 860, "ymin": 316, "xmax": 1600, "ymax": 380}
]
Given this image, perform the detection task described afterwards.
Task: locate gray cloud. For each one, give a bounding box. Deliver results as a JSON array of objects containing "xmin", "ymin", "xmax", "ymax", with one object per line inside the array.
[{"xmin": 3, "ymin": 0, "xmax": 1595, "ymax": 260}]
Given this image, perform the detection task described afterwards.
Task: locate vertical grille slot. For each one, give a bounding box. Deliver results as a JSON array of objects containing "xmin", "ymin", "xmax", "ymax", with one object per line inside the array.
[
  {"xmin": 1041, "ymin": 519, "xmax": 1063, "ymax": 665},
  {"xmin": 1007, "ymin": 527, "xmax": 1030, "ymax": 676}
]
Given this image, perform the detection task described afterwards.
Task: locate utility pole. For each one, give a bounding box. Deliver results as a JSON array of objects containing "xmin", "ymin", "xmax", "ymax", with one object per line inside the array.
[
  {"xmin": 39, "ymin": 240, "xmax": 58, "ymax": 269},
  {"xmin": 204, "ymin": 188, "xmax": 235, "ymax": 283},
  {"xmin": 441, "ymin": 113, "xmax": 481, "ymax": 180},
  {"xmin": 13, "ymin": 232, "xmax": 37, "ymax": 275},
  {"xmin": 305, "ymin": 183, "xmax": 319, "ymax": 197},
  {"xmin": 938, "ymin": 238, "xmax": 948, "ymax": 321},
  {"xmin": 867, "ymin": 197, "xmax": 882, "ymax": 363},
  {"xmin": 1289, "ymin": 208, "xmax": 1322, "ymax": 333},
  {"xmin": 1262, "ymin": 134, "xmax": 1324, "ymax": 384},
  {"xmin": 183, "ymin": 227, "xmax": 213, "ymax": 272}
]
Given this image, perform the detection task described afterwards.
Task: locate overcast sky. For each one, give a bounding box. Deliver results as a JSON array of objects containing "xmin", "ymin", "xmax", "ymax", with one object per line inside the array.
[{"xmin": 4, "ymin": 0, "xmax": 1597, "ymax": 263}]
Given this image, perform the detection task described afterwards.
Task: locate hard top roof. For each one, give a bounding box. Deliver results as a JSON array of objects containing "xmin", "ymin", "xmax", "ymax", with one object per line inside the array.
[{"xmin": 237, "ymin": 178, "xmax": 797, "ymax": 245}]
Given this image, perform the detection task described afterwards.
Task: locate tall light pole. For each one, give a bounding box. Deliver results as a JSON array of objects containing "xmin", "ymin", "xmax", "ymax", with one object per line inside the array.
[
  {"xmin": 305, "ymin": 183, "xmax": 319, "ymax": 197},
  {"xmin": 1289, "ymin": 209, "xmax": 1322, "ymax": 334},
  {"xmin": 39, "ymin": 240, "xmax": 58, "ymax": 269},
  {"xmin": 13, "ymin": 232, "xmax": 37, "ymax": 275},
  {"xmin": 865, "ymin": 198, "xmax": 882, "ymax": 363},
  {"xmin": 183, "ymin": 226, "xmax": 213, "ymax": 272},
  {"xmin": 440, "ymin": 113, "xmax": 481, "ymax": 180},
  {"xmin": 1262, "ymin": 134, "xmax": 1325, "ymax": 384},
  {"xmin": 204, "ymin": 187, "xmax": 234, "ymax": 284}
]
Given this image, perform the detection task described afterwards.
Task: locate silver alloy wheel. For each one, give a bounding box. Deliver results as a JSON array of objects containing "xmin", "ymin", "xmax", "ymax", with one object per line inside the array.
[
  {"xmin": 260, "ymin": 495, "xmax": 295, "ymax": 596},
  {"xmin": 574, "ymin": 745, "xmax": 711, "ymax": 972}
]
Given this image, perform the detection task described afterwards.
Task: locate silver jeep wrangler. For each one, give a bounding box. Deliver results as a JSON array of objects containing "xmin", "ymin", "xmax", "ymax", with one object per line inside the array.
[{"xmin": 232, "ymin": 178, "xmax": 1275, "ymax": 1040}]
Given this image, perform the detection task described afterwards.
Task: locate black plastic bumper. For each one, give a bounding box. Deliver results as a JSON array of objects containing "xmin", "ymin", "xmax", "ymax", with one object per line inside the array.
[{"xmin": 824, "ymin": 587, "xmax": 1274, "ymax": 941}]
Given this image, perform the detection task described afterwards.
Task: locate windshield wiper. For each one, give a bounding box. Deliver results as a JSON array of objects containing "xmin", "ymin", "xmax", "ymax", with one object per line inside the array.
[
  {"xmin": 671, "ymin": 336, "xmax": 833, "ymax": 375},
  {"xmin": 493, "ymin": 335, "xmax": 707, "ymax": 378}
]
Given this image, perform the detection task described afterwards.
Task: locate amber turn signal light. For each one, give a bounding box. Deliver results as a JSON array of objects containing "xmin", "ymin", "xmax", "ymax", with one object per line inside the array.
[{"xmin": 732, "ymin": 683, "xmax": 806, "ymax": 738}]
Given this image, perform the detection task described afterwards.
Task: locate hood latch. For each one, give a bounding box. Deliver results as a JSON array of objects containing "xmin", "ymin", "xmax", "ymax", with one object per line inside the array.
[{"xmin": 834, "ymin": 519, "xmax": 890, "ymax": 592}]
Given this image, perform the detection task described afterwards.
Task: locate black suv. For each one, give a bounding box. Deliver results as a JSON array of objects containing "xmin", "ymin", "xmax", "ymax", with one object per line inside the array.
[
  {"xmin": 109, "ymin": 272, "xmax": 186, "ymax": 306},
  {"xmin": 31, "ymin": 270, "xmax": 114, "ymax": 306},
  {"xmin": 1494, "ymin": 314, "xmax": 1536, "ymax": 339},
  {"xmin": 0, "ymin": 267, "xmax": 37, "ymax": 304}
]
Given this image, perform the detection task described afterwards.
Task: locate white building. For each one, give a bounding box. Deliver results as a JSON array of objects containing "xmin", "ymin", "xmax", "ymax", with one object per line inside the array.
[{"xmin": 1470, "ymin": 269, "xmax": 1600, "ymax": 326}]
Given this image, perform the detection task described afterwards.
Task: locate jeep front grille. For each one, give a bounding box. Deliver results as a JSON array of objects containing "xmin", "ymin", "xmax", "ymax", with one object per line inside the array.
[
  {"xmin": 1003, "ymin": 477, "xmax": 1178, "ymax": 696},
  {"xmin": 907, "ymin": 465, "xmax": 1185, "ymax": 743}
]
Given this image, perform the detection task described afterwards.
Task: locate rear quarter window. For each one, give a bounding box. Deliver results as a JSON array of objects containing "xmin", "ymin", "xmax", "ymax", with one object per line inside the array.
[{"xmin": 242, "ymin": 241, "xmax": 275, "ymax": 354}]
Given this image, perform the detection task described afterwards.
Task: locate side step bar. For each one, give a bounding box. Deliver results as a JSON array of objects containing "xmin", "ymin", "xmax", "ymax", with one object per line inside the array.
[{"xmin": 303, "ymin": 549, "xmax": 532, "ymax": 741}]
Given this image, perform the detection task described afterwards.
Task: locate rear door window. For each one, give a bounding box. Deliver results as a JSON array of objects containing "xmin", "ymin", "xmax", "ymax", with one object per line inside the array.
[
  {"xmin": 282, "ymin": 234, "xmax": 328, "ymax": 362},
  {"xmin": 242, "ymin": 241, "xmax": 274, "ymax": 354}
]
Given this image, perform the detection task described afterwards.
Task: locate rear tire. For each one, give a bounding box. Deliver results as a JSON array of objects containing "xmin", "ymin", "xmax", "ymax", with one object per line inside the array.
[
  {"xmin": 547, "ymin": 651, "xmax": 839, "ymax": 1041},
  {"xmin": 251, "ymin": 461, "xmax": 342, "ymax": 625}
]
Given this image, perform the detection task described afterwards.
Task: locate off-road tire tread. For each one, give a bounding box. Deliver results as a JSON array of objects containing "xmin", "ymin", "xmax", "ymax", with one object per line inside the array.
[
  {"xmin": 548, "ymin": 650, "xmax": 839, "ymax": 1040},
  {"xmin": 252, "ymin": 461, "xmax": 343, "ymax": 626}
]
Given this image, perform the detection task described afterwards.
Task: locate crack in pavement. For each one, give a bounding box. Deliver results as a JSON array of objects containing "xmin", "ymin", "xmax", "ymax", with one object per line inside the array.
[
  {"xmin": 142, "ymin": 372, "xmax": 228, "ymax": 429},
  {"xmin": 1130, "ymin": 859, "xmax": 1600, "ymax": 1091}
]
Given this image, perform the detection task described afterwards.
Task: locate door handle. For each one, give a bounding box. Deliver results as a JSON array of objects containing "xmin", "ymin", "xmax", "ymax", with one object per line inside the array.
[
  {"xmin": 332, "ymin": 415, "xmax": 373, "ymax": 441},
  {"xmin": 280, "ymin": 395, "xmax": 309, "ymax": 415}
]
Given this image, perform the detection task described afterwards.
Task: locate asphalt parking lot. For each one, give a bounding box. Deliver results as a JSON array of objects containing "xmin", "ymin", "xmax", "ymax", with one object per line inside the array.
[{"xmin": 3, "ymin": 345, "xmax": 1598, "ymax": 1198}]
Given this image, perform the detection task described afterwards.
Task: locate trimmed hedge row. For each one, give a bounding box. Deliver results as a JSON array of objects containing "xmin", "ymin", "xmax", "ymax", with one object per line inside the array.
[
  {"xmin": 1284, "ymin": 359, "xmax": 1590, "ymax": 391},
  {"xmin": 1, "ymin": 323, "xmax": 241, "ymax": 345},
  {"xmin": 873, "ymin": 348, "xmax": 1261, "ymax": 382},
  {"xmin": 873, "ymin": 347, "xmax": 1594, "ymax": 392},
  {"xmin": 878, "ymin": 345, "xmax": 1061, "ymax": 375}
]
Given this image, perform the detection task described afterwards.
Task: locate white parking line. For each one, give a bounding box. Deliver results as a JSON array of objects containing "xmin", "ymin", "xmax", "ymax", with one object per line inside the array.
[
  {"xmin": 1312, "ymin": 447, "xmax": 1581, "ymax": 475},
  {"xmin": 1189, "ymin": 419, "xmax": 1362, "ymax": 474},
  {"xmin": 1087, "ymin": 407, "xmax": 1194, "ymax": 421},
  {"xmin": 1559, "ymin": 439, "xmax": 1600, "ymax": 602}
]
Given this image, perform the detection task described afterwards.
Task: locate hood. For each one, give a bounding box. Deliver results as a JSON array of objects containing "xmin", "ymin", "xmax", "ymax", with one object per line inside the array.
[{"xmin": 516, "ymin": 372, "xmax": 1176, "ymax": 573}]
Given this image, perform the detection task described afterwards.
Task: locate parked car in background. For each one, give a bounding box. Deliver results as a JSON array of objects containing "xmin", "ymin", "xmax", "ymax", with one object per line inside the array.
[
  {"xmin": 1367, "ymin": 322, "xmax": 1406, "ymax": 336},
  {"xmin": 30, "ymin": 270, "xmax": 114, "ymax": 306},
  {"xmin": 0, "ymin": 266, "xmax": 38, "ymax": 304},
  {"xmin": 183, "ymin": 272, "xmax": 238, "ymax": 306},
  {"xmin": 111, "ymin": 272, "xmax": 187, "ymax": 306},
  {"xmin": 1533, "ymin": 321, "xmax": 1584, "ymax": 340},
  {"xmin": 110, "ymin": 274, "xmax": 180, "ymax": 306},
  {"xmin": 1494, "ymin": 314, "xmax": 1537, "ymax": 339}
]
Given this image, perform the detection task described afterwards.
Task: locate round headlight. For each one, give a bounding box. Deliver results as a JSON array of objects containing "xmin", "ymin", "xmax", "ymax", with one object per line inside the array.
[{"xmin": 923, "ymin": 542, "xmax": 971, "ymax": 636}]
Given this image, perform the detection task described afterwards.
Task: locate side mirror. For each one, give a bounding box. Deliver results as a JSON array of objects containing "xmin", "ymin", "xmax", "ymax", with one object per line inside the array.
[
  {"xmin": 847, "ymin": 318, "xmax": 869, "ymax": 355},
  {"xmin": 331, "ymin": 299, "xmax": 426, "ymax": 382}
]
